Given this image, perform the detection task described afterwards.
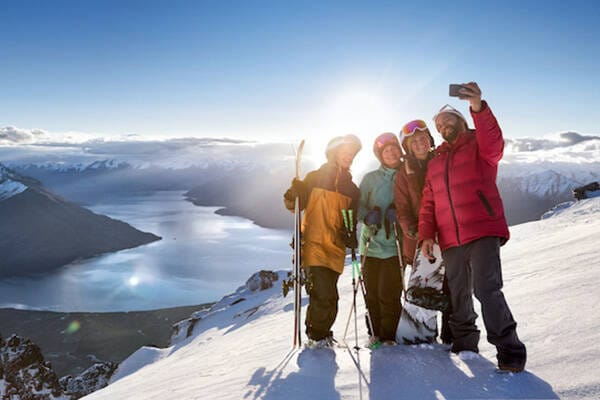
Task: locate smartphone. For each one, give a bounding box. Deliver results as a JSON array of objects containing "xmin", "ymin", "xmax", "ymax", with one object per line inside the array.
[{"xmin": 449, "ymin": 84, "xmax": 464, "ymax": 97}]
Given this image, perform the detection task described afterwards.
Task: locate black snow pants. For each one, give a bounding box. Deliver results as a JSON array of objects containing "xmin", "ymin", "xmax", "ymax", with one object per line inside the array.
[
  {"xmin": 442, "ymin": 236, "xmax": 526, "ymax": 368},
  {"xmin": 304, "ymin": 266, "xmax": 340, "ymax": 341},
  {"xmin": 362, "ymin": 256, "xmax": 403, "ymax": 342}
]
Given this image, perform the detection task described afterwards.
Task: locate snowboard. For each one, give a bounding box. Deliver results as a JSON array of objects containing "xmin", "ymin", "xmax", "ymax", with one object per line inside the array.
[{"xmin": 396, "ymin": 243, "xmax": 446, "ymax": 344}]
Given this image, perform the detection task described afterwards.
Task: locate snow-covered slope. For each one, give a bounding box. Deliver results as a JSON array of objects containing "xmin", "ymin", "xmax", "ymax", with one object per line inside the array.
[{"xmin": 83, "ymin": 197, "xmax": 600, "ymax": 400}]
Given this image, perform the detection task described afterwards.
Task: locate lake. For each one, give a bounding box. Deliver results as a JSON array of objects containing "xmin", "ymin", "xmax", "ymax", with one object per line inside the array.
[{"xmin": 0, "ymin": 191, "xmax": 292, "ymax": 312}]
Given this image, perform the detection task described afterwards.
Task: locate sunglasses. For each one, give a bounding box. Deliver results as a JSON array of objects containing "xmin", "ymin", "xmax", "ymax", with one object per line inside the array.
[{"xmin": 401, "ymin": 119, "xmax": 428, "ymax": 136}]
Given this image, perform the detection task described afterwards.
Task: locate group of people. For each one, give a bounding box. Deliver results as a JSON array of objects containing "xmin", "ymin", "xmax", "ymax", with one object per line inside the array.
[{"xmin": 283, "ymin": 82, "xmax": 527, "ymax": 373}]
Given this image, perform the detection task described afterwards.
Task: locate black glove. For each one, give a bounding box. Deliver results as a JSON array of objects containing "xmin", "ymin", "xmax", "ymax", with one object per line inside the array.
[
  {"xmin": 284, "ymin": 178, "xmax": 307, "ymax": 202},
  {"xmin": 364, "ymin": 209, "xmax": 381, "ymax": 227},
  {"xmin": 342, "ymin": 229, "xmax": 358, "ymax": 249}
]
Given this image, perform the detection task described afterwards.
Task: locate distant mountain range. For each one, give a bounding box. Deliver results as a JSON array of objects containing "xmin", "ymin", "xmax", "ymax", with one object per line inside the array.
[
  {"xmin": 8, "ymin": 157, "xmax": 598, "ymax": 230},
  {"xmin": 0, "ymin": 164, "xmax": 161, "ymax": 278}
]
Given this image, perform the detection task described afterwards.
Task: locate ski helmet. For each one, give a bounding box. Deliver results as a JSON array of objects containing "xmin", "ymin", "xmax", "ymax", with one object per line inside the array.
[
  {"xmin": 325, "ymin": 134, "xmax": 362, "ymax": 162},
  {"xmin": 373, "ymin": 132, "xmax": 401, "ymax": 163},
  {"xmin": 399, "ymin": 119, "xmax": 435, "ymax": 154}
]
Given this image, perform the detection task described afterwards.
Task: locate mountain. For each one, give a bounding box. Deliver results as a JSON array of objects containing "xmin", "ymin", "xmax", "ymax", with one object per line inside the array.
[
  {"xmin": 81, "ymin": 197, "xmax": 600, "ymax": 400},
  {"xmin": 0, "ymin": 164, "xmax": 161, "ymax": 277},
  {"xmin": 9, "ymin": 133, "xmax": 599, "ymax": 229}
]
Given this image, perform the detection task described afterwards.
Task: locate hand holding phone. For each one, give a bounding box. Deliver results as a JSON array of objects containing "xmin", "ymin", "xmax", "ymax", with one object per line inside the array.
[
  {"xmin": 449, "ymin": 82, "xmax": 483, "ymax": 112},
  {"xmin": 449, "ymin": 84, "xmax": 464, "ymax": 97}
]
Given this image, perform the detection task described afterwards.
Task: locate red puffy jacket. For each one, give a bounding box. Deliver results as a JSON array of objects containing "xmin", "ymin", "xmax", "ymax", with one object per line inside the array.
[{"xmin": 418, "ymin": 102, "xmax": 510, "ymax": 251}]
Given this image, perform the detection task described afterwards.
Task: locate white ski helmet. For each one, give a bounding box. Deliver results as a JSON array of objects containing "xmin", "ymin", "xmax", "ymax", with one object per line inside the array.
[{"xmin": 325, "ymin": 134, "xmax": 362, "ymax": 162}]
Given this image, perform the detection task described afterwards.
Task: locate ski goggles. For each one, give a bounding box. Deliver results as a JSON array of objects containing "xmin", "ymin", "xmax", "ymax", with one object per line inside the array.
[
  {"xmin": 401, "ymin": 119, "xmax": 429, "ymax": 136},
  {"xmin": 373, "ymin": 132, "xmax": 400, "ymax": 152},
  {"xmin": 433, "ymin": 104, "xmax": 467, "ymax": 124}
]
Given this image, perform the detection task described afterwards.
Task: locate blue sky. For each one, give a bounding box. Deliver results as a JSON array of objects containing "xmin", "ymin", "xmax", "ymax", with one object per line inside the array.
[{"xmin": 1, "ymin": 0, "xmax": 599, "ymax": 149}]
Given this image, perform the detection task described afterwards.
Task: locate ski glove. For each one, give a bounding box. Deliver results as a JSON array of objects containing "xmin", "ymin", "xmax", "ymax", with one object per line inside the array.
[
  {"xmin": 364, "ymin": 209, "xmax": 381, "ymax": 227},
  {"xmin": 385, "ymin": 208, "xmax": 397, "ymax": 224},
  {"xmin": 284, "ymin": 178, "xmax": 307, "ymax": 202},
  {"xmin": 343, "ymin": 231, "xmax": 358, "ymax": 249}
]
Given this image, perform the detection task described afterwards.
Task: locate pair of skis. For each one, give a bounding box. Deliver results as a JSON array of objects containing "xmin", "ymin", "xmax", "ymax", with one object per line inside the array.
[{"xmin": 291, "ymin": 140, "xmax": 305, "ymax": 348}]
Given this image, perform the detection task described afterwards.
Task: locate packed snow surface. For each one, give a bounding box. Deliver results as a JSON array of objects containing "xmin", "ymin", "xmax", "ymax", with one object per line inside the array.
[{"xmin": 84, "ymin": 198, "xmax": 600, "ymax": 400}]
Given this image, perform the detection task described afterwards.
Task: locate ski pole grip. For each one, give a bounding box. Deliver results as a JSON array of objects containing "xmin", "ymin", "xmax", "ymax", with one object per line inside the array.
[
  {"xmin": 341, "ymin": 209, "xmax": 350, "ymax": 231},
  {"xmin": 348, "ymin": 209, "xmax": 354, "ymax": 232}
]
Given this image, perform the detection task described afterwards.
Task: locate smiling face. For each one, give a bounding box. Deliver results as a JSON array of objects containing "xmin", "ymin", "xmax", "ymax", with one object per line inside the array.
[
  {"xmin": 380, "ymin": 144, "xmax": 402, "ymax": 168},
  {"xmin": 435, "ymin": 113, "xmax": 463, "ymax": 143},
  {"xmin": 335, "ymin": 144, "xmax": 356, "ymax": 169},
  {"xmin": 407, "ymin": 131, "xmax": 432, "ymax": 160}
]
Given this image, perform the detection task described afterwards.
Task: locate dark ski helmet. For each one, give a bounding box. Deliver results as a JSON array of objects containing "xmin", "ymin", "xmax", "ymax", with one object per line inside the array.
[
  {"xmin": 325, "ymin": 134, "xmax": 362, "ymax": 162},
  {"xmin": 399, "ymin": 119, "xmax": 435, "ymax": 155},
  {"xmin": 373, "ymin": 132, "xmax": 402, "ymax": 163}
]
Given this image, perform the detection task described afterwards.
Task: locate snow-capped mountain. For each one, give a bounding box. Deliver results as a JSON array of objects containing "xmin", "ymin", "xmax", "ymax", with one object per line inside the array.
[
  {"xmin": 0, "ymin": 163, "xmax": 161, "ymax": 278},
  {"xmin": 82, "ymin": 197, "xmax": 600, "ymax": 400},
  {"xmin": 6, "ymin": 132, "xmax": 599, "ymax": 228}
]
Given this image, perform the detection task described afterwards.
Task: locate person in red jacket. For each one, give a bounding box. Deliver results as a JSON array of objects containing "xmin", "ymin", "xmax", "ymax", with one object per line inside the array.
[{"xmin": 419, "ymin": 82, "xmax": 526, "ymax": 373}]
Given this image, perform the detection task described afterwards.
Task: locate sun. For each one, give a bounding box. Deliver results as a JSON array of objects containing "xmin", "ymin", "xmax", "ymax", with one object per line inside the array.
[
  {"xmin": 128, "ymin": 275, "xmax": 140, "ymax": 287},
  {"xmin": 305, "ymin": 87, "xmax": 393, "ymax": 176}
]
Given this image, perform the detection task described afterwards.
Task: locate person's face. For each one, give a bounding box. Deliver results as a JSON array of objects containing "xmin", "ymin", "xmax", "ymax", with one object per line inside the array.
[
  {"xmin": 381, "ymin": 144, "xmax": 402, "ymax": 168},
  {"xmin": 435, "ymin": 113, "xmax": 461, "ymax": 143},
  {"xmin": 409, "ymin": 131, "xmax": 432, "ymax": 160},
  {"xmin": 335, "ymin": 144, "xmax": 356, "ymax": 169}
]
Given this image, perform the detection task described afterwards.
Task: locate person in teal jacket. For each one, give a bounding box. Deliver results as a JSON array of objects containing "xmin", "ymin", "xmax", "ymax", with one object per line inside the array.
[{"xmin": 358, "ymin": 132, "xmax": 403, "ymax": 345}]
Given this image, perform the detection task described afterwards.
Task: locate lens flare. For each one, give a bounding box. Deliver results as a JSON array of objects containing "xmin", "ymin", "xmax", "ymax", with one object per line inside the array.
[{"xmin": 66, "ymin": 320, "xmax": 81, "ymax": 334}]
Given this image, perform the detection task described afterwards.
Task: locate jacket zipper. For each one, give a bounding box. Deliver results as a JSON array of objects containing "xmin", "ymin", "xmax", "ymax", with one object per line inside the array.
[
  {"xmin": 445, "ymin": 151, "xmax": 461, "ymax": 245},
  {"xmin": 477, "ymin": 190, "xmax": 495, "ymax": 216}
]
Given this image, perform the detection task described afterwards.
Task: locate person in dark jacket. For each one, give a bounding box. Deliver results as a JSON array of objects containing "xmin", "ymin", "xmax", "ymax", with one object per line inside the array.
[
  {"xmin": 284, "ymin": 134, "xmax": 362, "ymax": 348},
  {"xmin": 358, "ymin": 132, "xmax": 403, "ymax": 345},
  {"xmin": 394, "ymin": 119, "xmax": 452, "ymax": 345},
  {"xmin": 419, "ymin": 82, "xmax": 526, "ymax": 372}
]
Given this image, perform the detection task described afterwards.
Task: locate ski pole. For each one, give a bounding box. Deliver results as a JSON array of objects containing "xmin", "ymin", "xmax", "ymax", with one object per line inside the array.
[
  {"xmin": 358, "ymin": 224, "xmax": 378, "ymax": 345},
  {"xmin": 341, "ymin": 209, "xmax": 360, "ymax": 350},
  {"xmin": 391, "ymin": 221, "xmax": 407, "ymax": 295}
]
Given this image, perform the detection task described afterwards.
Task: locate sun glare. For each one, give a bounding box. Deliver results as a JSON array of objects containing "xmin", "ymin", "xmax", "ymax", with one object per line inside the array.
[
  {"xmin": 304, "ymin": 88, "xmax": 393, "ymax": 177},
  {"xmin": 128, "ymin": 275, "xmax": 140, "ymax": 287}
]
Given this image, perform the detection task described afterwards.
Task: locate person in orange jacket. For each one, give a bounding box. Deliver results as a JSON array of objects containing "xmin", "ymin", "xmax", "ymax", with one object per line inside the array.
[{"xmin": 284, "ymin": 135, "xmax": 361, "ymax": 348}]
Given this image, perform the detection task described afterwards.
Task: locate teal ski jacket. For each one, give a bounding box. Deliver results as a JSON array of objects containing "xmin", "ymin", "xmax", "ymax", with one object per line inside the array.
[{"xmin": 358, "ymin": 165, "xmax": 399, "ymax": 259}]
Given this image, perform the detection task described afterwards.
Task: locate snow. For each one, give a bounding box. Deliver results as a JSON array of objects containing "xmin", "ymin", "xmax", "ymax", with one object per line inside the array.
[
  {"xmin": 0, "ymin": 179, "xmax": 27, "ymax": 201},
  {"xmin": 82, "ymin": 198, "xmax": 600, "ymax": 399}
]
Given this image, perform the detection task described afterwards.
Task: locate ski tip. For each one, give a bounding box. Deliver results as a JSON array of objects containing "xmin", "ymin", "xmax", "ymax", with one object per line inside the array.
[{"xmin": 297, "ymin": 139, "xmax": 305, "ymax": 155}]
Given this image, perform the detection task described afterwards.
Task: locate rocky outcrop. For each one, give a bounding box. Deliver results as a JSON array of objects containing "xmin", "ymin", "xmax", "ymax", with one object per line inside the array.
[
  {"xmin": 171, "ymin": 270, "xmax": 281, "ymax": 343},
  {"xmin": 245, "ymin": 270, "xmax": 279, "ymax": 292},
  {"xmin": 0, "ymin": 334, "xmax": 66, "ymax": 400},
  {"xmin": 59, "ymin": 362, "xmax": 117, "ymax": 399},
  {"xmin": 0, "ymin": 333, "xmax": 117, "ymax": 400},
  {"xmin": 573, "ymin": 181, "xmax": 600, "ymax": 200}
]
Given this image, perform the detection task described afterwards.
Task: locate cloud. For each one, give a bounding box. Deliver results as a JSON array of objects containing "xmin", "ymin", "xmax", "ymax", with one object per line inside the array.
[
  {"xmin": 0, "ymin": 132, "xmax": 296, "ymax": 170},
  {"xmin": 505, "ymin": 132, "xmax": 600, "ymax": 152},
  {"xmin": 503, "ymin": 132, "xmax": 600, "ymax": 165},
  {"xmin": 0, "ymin": 126, "xmax": 46, "ymax": 144}
]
